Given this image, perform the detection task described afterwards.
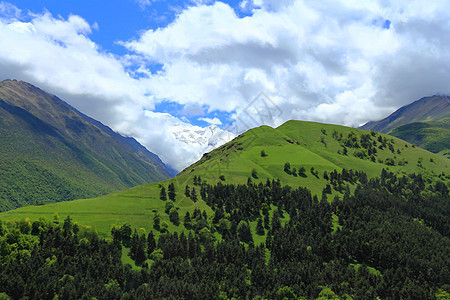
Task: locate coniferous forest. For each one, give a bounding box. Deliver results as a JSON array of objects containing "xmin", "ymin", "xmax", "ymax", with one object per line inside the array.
[{"xmin": 0, "ymin": 169, "xmax": 449, "ymax": 299}]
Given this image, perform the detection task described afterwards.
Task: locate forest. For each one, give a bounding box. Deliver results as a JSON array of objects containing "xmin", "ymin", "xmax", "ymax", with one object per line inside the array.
[{"xmin": 0, "ymin": 168, "xmax": 449, "ymax": 299}]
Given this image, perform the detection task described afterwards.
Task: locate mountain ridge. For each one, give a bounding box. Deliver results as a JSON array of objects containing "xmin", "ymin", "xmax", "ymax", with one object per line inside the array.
[
  {"xmin": 360, "ymin": 95, "xmax": 450, "ymax": 133},
  {"xmin": 0, "ymin": 79, "xmax": 173, "ymax": 210}
]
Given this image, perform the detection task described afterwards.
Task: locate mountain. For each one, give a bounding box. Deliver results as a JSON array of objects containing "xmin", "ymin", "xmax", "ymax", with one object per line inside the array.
[
  {"xmin": 180, "ymin": 120, "xmax": 448, "ymax": 190},
  {"xmin": 171, "ymin": 124, "xmax": 235, "ymax": 149},
  {"xmin": 389, "ymin": 118, "xmax": 450, "ymax": 157},
  {"xmin": 0, "ymin": 80, "xmax": 173, "ymax": 211},
  {"xmin": 360, "ymin": 95, "xmax": 450, "ymax": 133},
  {"xmin": 3, "ymin": 120, "xmax": 448, "ymax": 236},
  {"xmin": 1, "ymin": 120, "xmax": 449, "ymax": 299}
]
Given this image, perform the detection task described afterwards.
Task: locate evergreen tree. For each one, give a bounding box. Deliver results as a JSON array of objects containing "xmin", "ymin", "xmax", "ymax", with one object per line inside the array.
[
  {"xmin": 284, "ymin": 162, "xmax": 291, "ymax": 174},
  {"xmin": 191, "ymin": 187, "xmax": 198, "ymax": 202},
  {"xmin": 160, "ymin": 186, "xmax": 167, "ymax": 201},
  {"xmin": 169, "ymin": 208, "xmax": 180, "ymax": 226},
  {"xmin": 165, "ymin": 200, "xmax": 174, "ymax": 214},
  {"xmin": 168, "ymin": 183, "xmax": 176, "ymax": 201},
  {"xmin": 184, "ymin": 211, "xmax": 192, "ymax": 229},
  {"xmin": 256, "ymin": 218, "xmax": 265, "ymax": 236},
  {"xmin": 147, "ymin": 231, "xmax": 156, "ymax": 256},
  {"xmin": 153, "ymin": 212, "xmax": 161, "ymax": 231},
  {"xmin": 264, "ymin": 214, "xmax": 270, "ymax": 230},
  {"xmin": 185, "ymin": 185, "xmax": 190, "ymax": 197},
  {"xmin": 237, "ymin": 221, "xmax": 253, "ymax": 243},
  {"xmin": 63, "ymin": 215, "xmax": 72, "ymax": 236}
]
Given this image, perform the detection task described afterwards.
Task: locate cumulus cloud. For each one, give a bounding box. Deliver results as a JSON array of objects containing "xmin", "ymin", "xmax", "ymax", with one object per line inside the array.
[
  {"xmin": 124, "ymin": 0, "xmax": 450, "ymax": 129},
  {"xmin": 2, "ymin": 0, "xmax": 450, "ymax": 170}
]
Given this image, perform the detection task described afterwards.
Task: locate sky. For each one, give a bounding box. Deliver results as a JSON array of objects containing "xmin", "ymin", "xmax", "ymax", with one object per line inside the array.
[{"xmin": 1, "ymin": 0, "xmax": 450, "ymax": 171}]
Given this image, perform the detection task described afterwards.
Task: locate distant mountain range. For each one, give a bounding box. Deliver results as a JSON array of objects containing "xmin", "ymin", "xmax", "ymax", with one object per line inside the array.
[
  {"xmin": 360, "ymin": 95, "xmax": 450, "ymax": 133},
  {"xmin": 359, "ymin": 95, "xmax": 450, "ymax": 157},
  {"xmin": 0, "ymin": 80, "xmax": 173, "ymax": 210}
]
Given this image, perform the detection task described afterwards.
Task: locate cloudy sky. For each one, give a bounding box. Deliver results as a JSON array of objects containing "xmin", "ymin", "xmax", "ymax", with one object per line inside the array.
[{"xmin": 1, "ymin": 0, "xmax": 449, "ymax": 171}]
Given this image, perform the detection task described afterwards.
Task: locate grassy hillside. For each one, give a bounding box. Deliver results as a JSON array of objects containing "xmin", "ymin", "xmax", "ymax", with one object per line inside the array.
[
  {"xmin": 181, "ymin": 120, "xmax": 448, "ymax": 187},
  {"xmin": 360, "ymin": 95, "xmax": 450, "ymax": 133},
  {"xmin": 389, "ymin": 118, "xmax": 450, "ymax": 157},
  {"xmin": 1, "ymin": 120, "xmax": 448, "ymax": 238},
  {"xmin": 0, "ymin": 80, "xmax": 172, "ymax": 210}
]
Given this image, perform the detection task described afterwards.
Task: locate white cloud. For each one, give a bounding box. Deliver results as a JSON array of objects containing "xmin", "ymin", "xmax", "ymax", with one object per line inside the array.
[
  {"xmin": 199, "ymin": 117, "xmax": 222, "ymax": 125},
  {"xmin": 123, "ymin": 0, "xmax": 450, "ymax": 129},
  {"xmin": 2, "ymin": 1, "xmax": 450, "ymax": 170}
]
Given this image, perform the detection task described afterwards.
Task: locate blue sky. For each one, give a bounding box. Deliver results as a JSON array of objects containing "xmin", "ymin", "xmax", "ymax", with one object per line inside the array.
[
  {"xmin": 11, "ymin": 0, "xmax": 251, "ymax": 55},
  {"xmin": 0, "ymin": 0, "xmax": 449, "ymax": 170}
]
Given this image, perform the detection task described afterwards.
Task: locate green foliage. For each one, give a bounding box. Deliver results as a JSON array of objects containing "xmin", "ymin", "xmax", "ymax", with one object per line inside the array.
[
  {"xmin": 169, "ymin": 208, "xmax": 180, "ymax": 226},
  {"xmin": 167, "ymin": 183, "xmax": 176, "ymax": 201},
  {"xmin": 276, "ymin": 286, "xmax": 297, "ymax": 300},
  {"xmin": 164, "ymin": 200, "xmax": 174, "ymax": 214},
  {"xmin": 185, "ymin": 185, "xmax": 190, "ymax": 197},
  {"xmin": 237, "ymin": 220, "xmax": 253, "ymax": 244},
  {"xmin": 190, "ymin": 187, "xmax": 198, "ymax": 202},
  {"xmin": 159, "ymin": 186, "xmax": 167, "ymax": 201},
  {"xmin": 0, "ymin": 167, "xmax": 449, "ymax": 299},
  {"xmin": 153, "ymin": 212, "xmax": 160, "ymax": 231},
  {"xmin": 256, "ymin": 218, "xmax": 265, "ymax": 236}
]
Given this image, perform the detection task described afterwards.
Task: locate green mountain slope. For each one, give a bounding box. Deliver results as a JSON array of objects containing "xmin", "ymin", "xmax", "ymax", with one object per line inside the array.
[
  {"xmin": 2, "ymin": 120, "xmax": 448, "ymax": 236},
  {"xmin": 389, "ymin": 118, "xmax": 450, "ymax": 157},
  {"xmin": 180, "ymin": 120, "xmax": 448, "ymax": 187},
  {"xmin": 0, "ymin": 80, "xmax": 172, "ymax": 210},
  {"xmin": 360, "ymin": 95, "xmax": 450, "ymax": 133}
]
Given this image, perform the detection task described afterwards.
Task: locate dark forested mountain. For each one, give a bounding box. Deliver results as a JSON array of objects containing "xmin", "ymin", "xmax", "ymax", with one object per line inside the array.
[
  {"xmin": 360, "ymin": 95, "xmax": 450, "ymax": 133},
  {"xmin": 0, "ymin": 80, "xmax": 173, "ymax": 211}
]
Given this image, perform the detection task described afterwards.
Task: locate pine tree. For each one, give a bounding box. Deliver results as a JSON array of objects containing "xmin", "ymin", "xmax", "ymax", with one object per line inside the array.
[
  {"xmin": 264, "ymin": 214, "xmax": 270, "ymax": 230},
  {"xmin": 256, "ymin": 218, "xmax": 265, "ymax": 235},
  {"xmin": 168, "ymin": 183, "xmax": 176, "ymax": 201},
  {"xmin": 153, "ymin": 212, "xmax": 161, "ymax": 231},
  {"xmin": 184, "ymin": 211, "xmax": 192, "ymax": 229},
  {"xmin": 237, "ymin": 221, "xmax": 253, "ymax": 243},
  {"xmin": 185, "ymin": 185, "xmax": 190, "ymax": 197},
  {"xmin": 147, "ymin": 231, "xmax": 156, "ymax": 255},
  {"xmin": 191, "ymin": 187, "xmax": 198, "ymax": 202},
  {"xmin": 169, "ymin": 208, "xmax": 180, "ymax": 226},
  {"xmin": 160, "ymin": 186, "xmax": 167, "ymax": 201}
]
